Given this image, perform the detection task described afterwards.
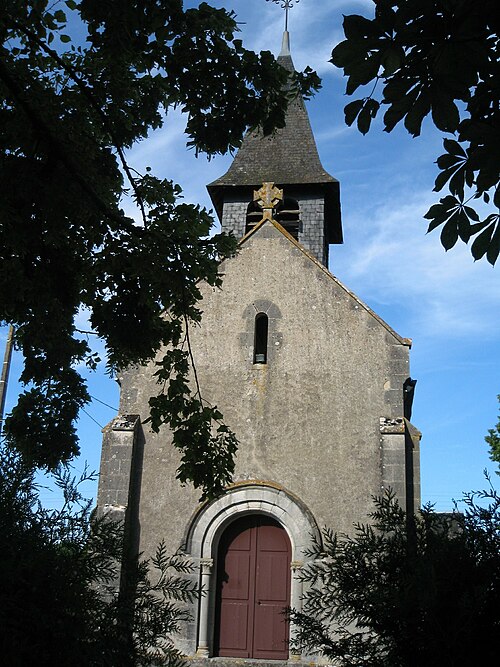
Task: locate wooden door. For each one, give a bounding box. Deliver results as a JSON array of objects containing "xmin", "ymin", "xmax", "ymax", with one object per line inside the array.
[{"xmin": 215, "ymin": 515, "xmax": 291, "ymax": 659}]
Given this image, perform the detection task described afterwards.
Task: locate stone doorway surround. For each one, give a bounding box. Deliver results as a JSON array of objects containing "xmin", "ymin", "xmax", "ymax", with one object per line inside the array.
[{"xmin": 182, "ymin": 482, "xmax": 321, "ymax": 659}]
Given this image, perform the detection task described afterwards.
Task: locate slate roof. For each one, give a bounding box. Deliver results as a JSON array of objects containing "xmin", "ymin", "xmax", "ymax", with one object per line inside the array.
[{"xmin": 207, "ymin": 37, "xmax": 343, "ymax": 244}]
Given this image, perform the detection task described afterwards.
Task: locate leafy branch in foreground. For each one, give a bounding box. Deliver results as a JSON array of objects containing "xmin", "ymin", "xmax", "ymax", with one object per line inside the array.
[
  {"xmin": 0, "ymin": 0, "xmax": 320, "ymax": 495},
  {"xmin": 291, "ymin": 486, "xmax": 499, "ymax": 667},
  {"xmin": 331, "ymin": 0, "xmax": 499, "ymax": 264},
  {"xmin": 0, "ymin": 444, "xmax": 198, "ymax": 666},
  {"xmin": 485, "ymin": 394, "xmax": 500, "ymax": 474}
]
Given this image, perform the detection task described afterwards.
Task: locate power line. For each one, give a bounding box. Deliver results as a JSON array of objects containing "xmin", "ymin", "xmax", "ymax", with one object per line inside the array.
[
  {"xmin": 89, "ymin": 394, "xmax": 118, "ymax": 411},
  {"xmin": 81, "ymin": 407, "xmax": 104, "ymax": 429}
]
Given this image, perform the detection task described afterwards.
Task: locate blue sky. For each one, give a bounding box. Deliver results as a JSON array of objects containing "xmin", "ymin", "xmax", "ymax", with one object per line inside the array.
[{"xmin": 1, "ymin": 0, "xmax": 499, "ymax": 510}]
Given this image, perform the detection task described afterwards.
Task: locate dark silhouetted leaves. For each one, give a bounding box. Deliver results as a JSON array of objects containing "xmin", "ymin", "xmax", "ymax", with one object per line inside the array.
[
  {"xmin": 357, "ymin": 98, "xmax": 380, "ymax": 134},
  {"xmin": 344, "ymin": 99, "xmax": 364, "ymax": 126},
  {"xmin": 290, "ymin": 486, "xmax": 500, "ymax": 665},
  {"xmin": 330, "ymin": 0, "xmax": 499, "ymax": 264},
  {"xmin": 0, "ymin": 0, "xmax": 319, "ymax": 490},
  {"xmin": 0, "ymin": 447, "xmax": 198, "ymax": 666}
]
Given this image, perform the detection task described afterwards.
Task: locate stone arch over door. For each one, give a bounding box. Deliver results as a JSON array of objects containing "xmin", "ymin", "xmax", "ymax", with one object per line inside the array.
[{"xmin": 183, "ymin": 482, "xmax": 321, "ymax": 658}]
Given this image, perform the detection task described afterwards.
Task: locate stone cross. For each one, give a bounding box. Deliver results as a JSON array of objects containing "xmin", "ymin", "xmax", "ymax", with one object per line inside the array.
[{"xmin": 254, "ymin": 182, "xmax": 283, "ymax": 220}]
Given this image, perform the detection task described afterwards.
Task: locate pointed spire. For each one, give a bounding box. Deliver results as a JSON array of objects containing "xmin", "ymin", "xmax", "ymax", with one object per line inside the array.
[
  {"xmin": 277, "ymin": 30, "xmax": 294, "ymax": 73},
  {"xmin": 280, "ymin": 30, "xmax": 291, "ymax": 57},
  {"xmin": 207, "ymin": 20, "xmax": 342, "ymax": 245}
]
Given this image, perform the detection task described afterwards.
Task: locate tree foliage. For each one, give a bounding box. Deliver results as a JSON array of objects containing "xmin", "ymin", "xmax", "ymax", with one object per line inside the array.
[
  {"xmin": 0, "ymin": 445, "xmax": 199, "ymax": 666},
  {"xmin": 290, "ymin": 488, "xmax": 500, "ymax": 667},
  {"xmin": 331, "ymin": 0, "xmax": 499, "ymax": 264},
  {"xmin": 0, "ymin": 0, "xmax": 320, "ymax": 497},
  {"xmin": 485, "ymin": 394, "xmax": 500, "ymax": 473}
]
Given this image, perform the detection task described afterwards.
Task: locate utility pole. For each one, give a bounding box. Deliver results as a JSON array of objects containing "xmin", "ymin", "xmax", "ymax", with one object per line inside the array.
[{"xmin": 0, "ymin": 325, "xmax": 14, "ymax": 432}]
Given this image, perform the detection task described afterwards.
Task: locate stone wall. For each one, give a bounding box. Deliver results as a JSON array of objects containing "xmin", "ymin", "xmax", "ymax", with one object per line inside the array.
[
  {"xmin": 113, "ymin": 221, "xmax": 415, "ymax": 556},
  {"xmin": 100, "ymin": 220, "xmax": 418, "ymax": 659},
  {"xmin": 297, "ymin": 195, "xmax": 327, "ymax": 265},
  {"xmin": 220, "ymin": 198, "xmax": 247, "ymax": 238}
]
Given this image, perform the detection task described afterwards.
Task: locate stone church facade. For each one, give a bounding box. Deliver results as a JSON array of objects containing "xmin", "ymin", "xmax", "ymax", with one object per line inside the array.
[{"xmin": 98, "ymin": 33, "xmax": 421, "ymax": 663}]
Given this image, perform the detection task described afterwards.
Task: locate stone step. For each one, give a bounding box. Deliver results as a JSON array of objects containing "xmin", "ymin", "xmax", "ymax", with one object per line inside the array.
[{"xmin": 187, "ymin": 659, "xmax": 315, "ymax": 667}]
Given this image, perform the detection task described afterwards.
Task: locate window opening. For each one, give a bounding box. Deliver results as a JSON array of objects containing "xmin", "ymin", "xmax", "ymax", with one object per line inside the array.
[
  {"xmin": 276, "ymin": 197, "xmax": 300, "ymax": 240},
  {"xmin": 253, "ymin": 313, "xmax": 268, "ymax": 364},
  {"xmin": 245, "ymin": 200, "xmax": 263, "ymax": 235}
]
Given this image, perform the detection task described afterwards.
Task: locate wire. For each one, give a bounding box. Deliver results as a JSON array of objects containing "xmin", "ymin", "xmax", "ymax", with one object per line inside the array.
[
  {"xmin": 89, "ymin": 394, "xmax": 118, "ymax": 411},
  {"xmin": 81, "ymin": 407, "xmax": 104, "ymax": 429}
]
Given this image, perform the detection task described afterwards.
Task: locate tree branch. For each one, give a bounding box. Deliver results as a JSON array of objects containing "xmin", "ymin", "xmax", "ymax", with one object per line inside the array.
[
  {"xmin": 7, "ymin": 16, "xmax": 148, "ymax": 226},
  {"xmin": 0, "ymin": 55, "xmax": 129, "ymax": 229}
]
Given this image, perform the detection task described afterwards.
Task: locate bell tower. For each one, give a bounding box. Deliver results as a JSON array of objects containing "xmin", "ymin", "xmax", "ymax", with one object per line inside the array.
[{"xmin": 207, "ymin": 31, "xmax": 342, "ymax": 267}]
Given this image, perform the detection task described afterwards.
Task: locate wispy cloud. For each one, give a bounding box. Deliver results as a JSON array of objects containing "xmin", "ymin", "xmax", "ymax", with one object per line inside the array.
[{"xmin": 334, "ymin": 189, "xmax": 500, "ymax": 340}]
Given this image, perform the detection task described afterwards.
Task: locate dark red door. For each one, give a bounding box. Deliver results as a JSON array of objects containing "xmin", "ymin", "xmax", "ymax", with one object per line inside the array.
[{"xmin": 215, "ymin": 515, "xmax": 291, "ymax": 659}]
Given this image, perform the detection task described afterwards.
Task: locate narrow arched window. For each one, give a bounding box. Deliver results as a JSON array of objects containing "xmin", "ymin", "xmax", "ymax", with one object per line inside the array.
[
  {"xmin": 276, "ymin": 197, "xmax": 300, "ymax": 239},
  {"xmin": 253, "ymin": 313, "xmax": 268, "ymax": 364},
  {"xmin": 245, "ymin": 200, "xmax": 263, "ymax": 235}
]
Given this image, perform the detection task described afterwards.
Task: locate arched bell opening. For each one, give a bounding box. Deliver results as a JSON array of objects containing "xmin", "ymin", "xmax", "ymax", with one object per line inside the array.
[
  {"xmin": 245, "ymin": 200, "xmax": 263, "ymax": 235},
  {"xmin": 275, "ymin": 197, "xmax": 300, "ymax": 239}
]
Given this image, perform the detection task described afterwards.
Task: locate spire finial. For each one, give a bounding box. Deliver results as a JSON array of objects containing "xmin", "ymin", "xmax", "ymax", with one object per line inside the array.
[{"xmin": 266, "ymin": 0, "xmax": 300, "ymax": 33}]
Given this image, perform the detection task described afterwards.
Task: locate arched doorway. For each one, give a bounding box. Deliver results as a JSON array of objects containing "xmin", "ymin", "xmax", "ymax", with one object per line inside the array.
[{"xmin": 214, "ymin": 515, "xmax": 291, "ymax": 660}]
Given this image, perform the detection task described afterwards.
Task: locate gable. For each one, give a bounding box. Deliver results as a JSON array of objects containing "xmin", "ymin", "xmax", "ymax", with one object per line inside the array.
[{"xmin": 231, "ymin": 217, "xmax": 409, "ymax": 347}]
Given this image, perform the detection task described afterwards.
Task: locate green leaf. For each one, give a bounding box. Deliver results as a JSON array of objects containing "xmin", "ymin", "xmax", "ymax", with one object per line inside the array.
[
  {"xmin": 494, "ymin": 184, "xmax": 500, "ymax": 209},
  {"xmin": 383, "ymin": 79, "xmax": 410, "ymax": 103},
  {"xmin": 486, "ymin": 223, "xmax": 500, "ymax": 266},
  {"xmin": 440, "ymin": 216, "xmax": 459, "ymax": 250},
  {"xmin": 456, "ymin": 210, "xmax": 471, "ymax": 243},
  {"xmin": 357, "ymin": 106, "xmax": 372, "ymax": 135},
  {"xmin": 404, "ymin": 90, "xmax": 431, "ymax": 137},
  {"xmin": 365, "ymin": 98, "xmax": 380, "ymax": 117},
  {"xmin": 424, "ymin": 203, "xmax": 447, "ymax": 221},
  {"xmin": 343, "ymin": 14, "xmax": 376, "ymax": 40},
  {"xmin": 425, "ymin": 196, "xmax": 458, "ymax": 233},
  {"xmin": 443, "ymin": 138, "xmax": 466, "ymax": 157},
  {"xmin": 471, "ymin": 223, "xmax": 494, "ymax": 260},
  {"xmin": 351, "ymin": 54, "xmax": 381, "ymax": 86},
  {"xmin": 54, "ymin": 9, "xmax": 67, "ymax": 23},
  {"xmin": 344, "ymin": 99, "xmax": 364, "ymax": 126},
  {"xmin": 431, "ymin": 95, "xmax": 460, "ymax": 133},
  {"xmin": 427, "ymin": 216, "xmax": 448, "ymax": 233},
  {"xmin": 449, "ymin": 166, "xmax": 465, "ymax": 200},
  {"xmin": 345, "ymin": 54, "xmax": 381, "ymax": 95},
  {"xmin": 331, "ymin": 40, "xmax": 365, "ymax": 69},
  {"xmin": 436, "ymin": 153, "xmax": 462, "ymax": 170},
  {"xmin": 464, "ymin": 205, "xmax": 480, "ymax": 222},
  {"xmin": 383, "ymin": 104, "xmax": 406, "ymax": 132},
  {"xmin": 381, "ymin": 46, "xmax": 403, "ymax": 76},
  {"xmin": 60, "ymin": 34, "xmax": 72, "ymax": 43},
  {"xmin": 433, "ymin": 167, "xmax": 455, "ymax": 193},
  {"xmin": 345, "ymin": 75, "xmax": 358, "ymax": 96},
  {"xmin": 469, "ymin": 220, "xmax": 490, "ymax": 235}
]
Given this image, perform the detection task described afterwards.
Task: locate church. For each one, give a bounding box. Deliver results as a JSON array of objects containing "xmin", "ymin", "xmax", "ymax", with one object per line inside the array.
[{"xmin": 98, "ymin": 28, "xmax": 421, "ymax": 663}]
